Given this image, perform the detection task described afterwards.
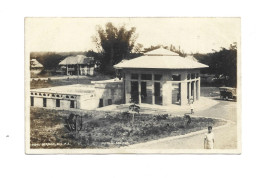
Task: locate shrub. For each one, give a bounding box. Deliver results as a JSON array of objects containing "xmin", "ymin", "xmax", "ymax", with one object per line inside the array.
[{"xmin": 154, "ymin": 114, "xmax": 169, "ymax": 121}]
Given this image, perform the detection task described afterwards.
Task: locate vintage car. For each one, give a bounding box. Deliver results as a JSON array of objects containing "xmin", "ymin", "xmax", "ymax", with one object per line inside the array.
[{"xmin": 219, "ymin": 87, "xmax": 237, "ymax": 101}]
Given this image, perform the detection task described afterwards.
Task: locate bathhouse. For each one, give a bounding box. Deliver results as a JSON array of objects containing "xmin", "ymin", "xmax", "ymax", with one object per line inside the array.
[{"xmin": 114, "ymin": 47, "xmax": 208, "ymax": 106}]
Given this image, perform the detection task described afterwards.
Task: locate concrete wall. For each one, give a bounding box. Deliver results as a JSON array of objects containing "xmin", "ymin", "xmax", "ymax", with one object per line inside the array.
[
  {"xmin": 31, "ymin": 95, "xmax": 80, "ymax": 110},
  {"xmin": 78, "ymin": 94, "xmax": 99, "ymax": 110},
  {"xmin": 94, "ymin": 81, "xmax": 124, "ymax": 107},
  {"xmin": 30, "ymin": 81, "xmax": 124, "ymax": 111}
]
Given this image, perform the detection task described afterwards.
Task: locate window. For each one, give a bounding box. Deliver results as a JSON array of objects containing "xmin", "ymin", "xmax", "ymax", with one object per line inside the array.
[
  {"xmin": 43, "ymin": 98, "xmax": 47, "ymax": 107},
  {"xmin": 52, "ymin": 94, "xmax": 55, "ymax": 97},
  {"xmin": 172, "ymin": 74, "xmax": 181, "ymax": 81},
  {"xmin": 108, "ymin": 99, "xmax": 112, "ymax": 105},
  {"xmin": 154, "ymin": 74, "xmax": 162, "ymax": 81},
  {"xmin": 191, "ymin": 73, "xmax": 195, "ymax": 79},
  {"xmin": 30, "ymin": 97, "xmax": 34, "ymax": 106},
  {"xmin": 196, "ymin": 73, "xmax": 199, "ymax": 78},
  {"xmin": 154, "ymin": 82, "xmax": 161, "ymax": 96},
  {"xmin": 56, "ymin": 99, "xmax": 60, "ymax": 107},
  {"xmin": 99, "ymin": 99, "xmax": 103, "ymax": 107},
  {"xmin": 187, "ymin": 74, "xmax": 191, "ymax": 80},
  {"xmin": 131, "ymin": 73, "xmax": 139, "ymax": 80},
  {"xmin": 70, "ymin": 100, "xmax": 75, "ymax": 108},
  {"xmin": 141, "ymin": 74, "xmax": 152, "ymax": 80},
  {"xmin": 66, "ymin": 95, "xmax": 69, "ymax": 98}
]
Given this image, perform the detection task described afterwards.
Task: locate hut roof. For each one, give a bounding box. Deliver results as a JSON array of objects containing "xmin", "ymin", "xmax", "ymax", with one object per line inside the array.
[
  {"xmin": 59, "ymin": 55, "xmax": 94, "ymax": 65},
  {"xmin": 31, "ymin": 59, "xmax": 43, "ymax": 68}
]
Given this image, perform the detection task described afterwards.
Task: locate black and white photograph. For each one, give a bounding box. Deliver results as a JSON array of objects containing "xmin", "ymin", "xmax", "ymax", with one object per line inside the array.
[{"xmin": 25, "ymin": 17, "xmax": 241, "ymax": 154}]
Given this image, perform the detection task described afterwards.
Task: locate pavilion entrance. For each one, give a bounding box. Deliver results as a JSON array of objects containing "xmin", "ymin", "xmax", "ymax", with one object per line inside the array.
[
  {"xmin": 141, "ymin": 82, "xmax": 153, "ymax": 104},
  {"xmin": 172, "ymin": 83, "xmax": 181, "ymax": 105},
  {"xmin": 130, "ymin": 81, "xmax": 139, "ymax": 103},
  {"xmin": 141, "ymin": 82, "xmax": 147, "ymax": 103},
  {"xmin": 154, "ymin": 82, "xmax": 162, "ymax": 105}
]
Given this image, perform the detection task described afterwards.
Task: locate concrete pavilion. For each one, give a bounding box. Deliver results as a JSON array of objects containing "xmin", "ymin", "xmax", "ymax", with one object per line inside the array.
[{"xmin": 114, "ymin": 47, "xmax": 208, "ymax": 106}]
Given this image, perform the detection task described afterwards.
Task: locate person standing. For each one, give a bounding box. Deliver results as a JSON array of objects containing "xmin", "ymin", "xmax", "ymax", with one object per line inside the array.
[
  {"xmin": 189, "ymin": 100, "xmax": 194, "ymax": 114},
  {"xmin": 204, "ymin": 126, "xmax": 214, "ymax": 149}
]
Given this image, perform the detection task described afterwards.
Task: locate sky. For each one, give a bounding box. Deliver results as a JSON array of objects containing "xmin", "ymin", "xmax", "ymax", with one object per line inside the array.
[{"xmin": 25, "ymin": 17, "xmax": 240, "ymax": 54}]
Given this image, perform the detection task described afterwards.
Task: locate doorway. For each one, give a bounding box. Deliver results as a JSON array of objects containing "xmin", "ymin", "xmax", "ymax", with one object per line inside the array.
[
  {"xmin": 130, "ymin": 81, "xmax": 139, "ymax": 103},
  {"xmin": 154, "ymin": 82, "xmax": 162, "ymax": 105},
  {"xmin": 141, "ymin": 82, "xmax": 147, "ymax": 103},
  {"xmin": 99, "ymin": 99, "xmax": 103, "ymax": 107},
  {"xmin": 31, "ymin": 96, "xmax": 34, "ymax": 106},
  {"xmin": 172, "ymin": 83, "xmax": 181, "ymax": 105},
  {"xmin": 43, "ymin": 98, "xmax": 47, "ymax": 107}
]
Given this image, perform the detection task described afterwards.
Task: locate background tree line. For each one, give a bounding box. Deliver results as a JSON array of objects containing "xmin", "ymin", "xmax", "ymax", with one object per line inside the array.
[
  {"xmin": 30, "ymin": 22, "xmax": 237, "ymax": 88},
  {"xmin": 193, "ymin": 42, "xmax": 237, "ymax": 87}
]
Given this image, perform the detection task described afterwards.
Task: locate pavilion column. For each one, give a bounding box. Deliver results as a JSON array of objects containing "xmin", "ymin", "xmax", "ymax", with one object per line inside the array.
[
  {"xmin": 197, "ymin": 79, "xmax": 200, "ymax": 100},
  {"xmin": 193, "ymin": 81, "xmax": 197, "ymax": 101},
  {"xmin": 180, "ymin": 82, "xmax": 188, "ymax": 105},
  {"xmin": 124, "ymin": 73, "xmax": 131, "ymax": 104},
  {"xmin": 152, "ymin": 74, "xmax": 155, "ymax": 105},
  {"xmin": 188, "ymin": 82, "xmax": 191, "ymax": 103},
  {"xmin": 162, "ymin": 81, "xmax": 172, "ymax": 106},
  {"xmin": 138, "ymin": 77, "xmax": 141, "ymax": 105}
]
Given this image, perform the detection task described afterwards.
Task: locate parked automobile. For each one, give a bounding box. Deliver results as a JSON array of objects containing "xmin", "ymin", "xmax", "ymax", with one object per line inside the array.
[{"xmin": 219, "ymin": 87, "xmax": 237, "ymax": 101}]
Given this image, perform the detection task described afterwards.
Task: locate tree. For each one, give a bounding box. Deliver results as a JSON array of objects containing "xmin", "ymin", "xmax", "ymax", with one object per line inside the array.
[
  {"xmin": 93, "ymin": 22, "xmax": 138, "ymax": 74},
  {"xmin": 194, "ymin": 42, "xmax": 237, "ymax": 87}
]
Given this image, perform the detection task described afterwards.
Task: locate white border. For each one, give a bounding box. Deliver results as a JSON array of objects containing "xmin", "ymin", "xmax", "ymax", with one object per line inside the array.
[{"xmin": 1, "ymin": 0, "xmax": 259, "ymax": 178}]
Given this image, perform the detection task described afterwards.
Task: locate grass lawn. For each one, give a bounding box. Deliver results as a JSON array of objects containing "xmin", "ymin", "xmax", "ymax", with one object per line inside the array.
[{"xmin": 30, "ymin": 108, "xmax": 227, "ymax": 149}]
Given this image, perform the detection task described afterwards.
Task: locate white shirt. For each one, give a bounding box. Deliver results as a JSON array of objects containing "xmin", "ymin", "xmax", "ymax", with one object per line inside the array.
[{"xmin": 204, "ymin": 132, "xmax": 214, "ymax": 149}]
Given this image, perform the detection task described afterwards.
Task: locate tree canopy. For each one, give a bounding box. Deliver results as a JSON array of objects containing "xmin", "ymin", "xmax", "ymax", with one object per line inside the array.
[
  {"xmin": 194, "ymin": 43, "xmax": 237, "ymax": 87},
  {"xmin": 93, "ymin": 22, "xmax": 138, "ymax": 74}
]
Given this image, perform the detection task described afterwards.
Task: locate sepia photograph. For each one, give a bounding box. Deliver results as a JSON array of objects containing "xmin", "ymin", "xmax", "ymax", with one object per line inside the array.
[{"xmin": 25, "ymin": 17, "xmax": 241, "ymax": 154}]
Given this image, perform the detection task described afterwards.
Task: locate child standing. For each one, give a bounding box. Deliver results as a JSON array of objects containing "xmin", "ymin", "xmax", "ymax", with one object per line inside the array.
[
  {"xmin": 204, "ymin": 126, "xmax": 214, "ymax": 149},
  {"xmin": 189, "ymin": 100, "xmax": 194, "ymax": 114}
]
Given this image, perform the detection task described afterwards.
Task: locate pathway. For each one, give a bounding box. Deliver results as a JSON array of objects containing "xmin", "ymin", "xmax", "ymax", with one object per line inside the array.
[{"xmin": 124, "ymin": 98, "xmax": 238, "ymax": 150}]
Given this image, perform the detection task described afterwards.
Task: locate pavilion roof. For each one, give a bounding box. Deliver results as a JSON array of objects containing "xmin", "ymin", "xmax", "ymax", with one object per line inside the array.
[{"xmin": 114, "ymin": 47, "xmax": 208, "ymax": 69}]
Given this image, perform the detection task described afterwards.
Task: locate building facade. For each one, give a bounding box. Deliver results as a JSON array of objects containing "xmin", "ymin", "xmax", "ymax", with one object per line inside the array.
[
  {"xmin": 58, "ymin": 55, "xmax": 95, "ymax": 76},
  {"xmin": 30, "ymin": 80, "xmax": 123, "ymax": 110},
  {"xmin": 114, "ymin": 47, "xmax": 208, "ymax": 106}
]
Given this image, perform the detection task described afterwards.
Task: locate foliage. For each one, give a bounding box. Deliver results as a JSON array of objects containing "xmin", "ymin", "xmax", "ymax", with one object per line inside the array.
[
  {"xmin": 30, "ymin": 108, "xmax": 226, "ymax": 149},
  {"xmin": 194, "ymin": 43, "xmax": 237, "ymax": 87},
  {"xmin": 153, "ymin": 114, "xmax": 169, "ymax": 121},
  {"xmin": 92, "ymin": 22, "xmax": 139, "ymax": 74},
  {"xmin": 129, "ymin": 103, "xmax": 140, "ymax": 114},
  {"xmin": 30, "ymin": 50, "xmax": 101, "ymax": 73},
  {"xmin": 64, "ymin": 113, "xmax": 83, "ymax": 132},
  {"xmin": 30, "ymin": 52, "xmax": 64, "ymax": 70}
]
